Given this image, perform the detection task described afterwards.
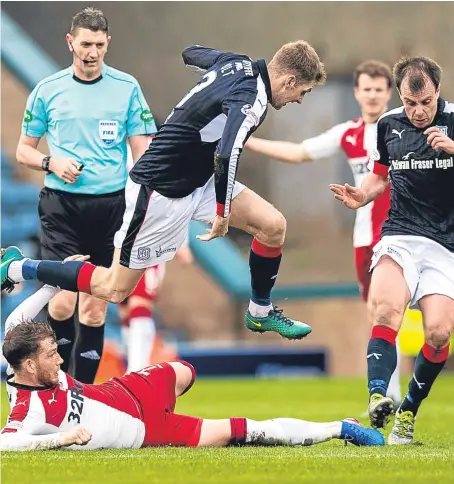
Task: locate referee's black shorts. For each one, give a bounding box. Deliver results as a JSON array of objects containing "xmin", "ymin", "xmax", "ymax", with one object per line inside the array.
[{"xmin": 38, "ymin": 187, "xmax": 125, "ymax": 267}]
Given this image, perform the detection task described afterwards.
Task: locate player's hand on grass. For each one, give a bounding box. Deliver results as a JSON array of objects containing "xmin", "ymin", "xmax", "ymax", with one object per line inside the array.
[
  {"xmin": 196, "ymin": 215, "xmax": 230, "ymax": 241},
  {"xmin": 49, "ymin": 157, "xmax": 83, "ymax": 184},
  {"xmin": 329, "ymin": 183, "xmax": 367, "ymax": 210},
  {"xmin": 58, "ymin": 426, "xmax": 92, "ymax": 447},
  {"xmin": 424, "ymin": 127, "xmax": 454, "ymax": 153}
]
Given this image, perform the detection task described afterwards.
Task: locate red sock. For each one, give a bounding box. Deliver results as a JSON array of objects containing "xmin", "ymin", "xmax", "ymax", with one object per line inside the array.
[
  {"xmin": 76, "ymin": 263, "xmax": 96, "ymax": 294},
  {"xmin": 371, "ymin": 325, "xmax": 398, "ymax": 346},
  {"xmin": 422, "ymin": 342, "xmax": 450, "ymax": 363},
  {"xmin": 229, "ymin": 418, "xmax": 247, "ymax": 445},
  {"xmin": 130, "ymin": 306, "xmax": 152, "ymax": 319},
  {"xmin": 251, "ymin": 239, "xmax": 282, "ymax": 258}
]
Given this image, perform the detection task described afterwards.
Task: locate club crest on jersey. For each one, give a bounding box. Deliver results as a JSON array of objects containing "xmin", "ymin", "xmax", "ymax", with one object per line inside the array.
[
  {"xmin": 241, "ymin": 104, "xmax": 260, "ymax": 126},
  {"xmin": 98, "ymin": 120, "xmax": 118, "ymax": 145},
  {"xmin": 435, "ymin": 126, "xmax": 448, "ymax": 136}
]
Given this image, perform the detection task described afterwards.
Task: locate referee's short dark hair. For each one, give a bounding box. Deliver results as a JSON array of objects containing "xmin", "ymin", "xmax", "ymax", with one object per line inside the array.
[
  {"xmin": 393, "ymin": 56, "xmax": 442, "ymax": 93},
  {"xmin": 70, "ymin": 7, "xmax": 109, "ymax": 35}
]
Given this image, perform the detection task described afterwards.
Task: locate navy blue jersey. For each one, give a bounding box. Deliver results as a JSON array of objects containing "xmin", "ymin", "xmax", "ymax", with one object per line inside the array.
[
  {"xmin": 369, "ymin": 98, "xmax": 454, "ymax": 251},
  {"xmin": 130, "ymin": 46, "xmax": 271, "ymax": 216}
]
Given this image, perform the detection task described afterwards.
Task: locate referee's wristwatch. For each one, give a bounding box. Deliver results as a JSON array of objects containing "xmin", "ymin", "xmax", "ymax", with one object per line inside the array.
[{"xmin": 42, "ymin": 155, "xmax": 52, "ymax": 173}]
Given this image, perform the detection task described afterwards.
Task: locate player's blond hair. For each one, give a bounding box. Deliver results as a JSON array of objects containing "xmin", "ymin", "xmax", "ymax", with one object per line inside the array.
[{"xmin": 270, "ymin": 41, "xmax": 327, "ymax": 86}]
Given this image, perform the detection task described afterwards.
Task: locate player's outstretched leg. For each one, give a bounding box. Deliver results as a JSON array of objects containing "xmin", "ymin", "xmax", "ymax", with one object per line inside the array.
[
  {"xmin": 199, "ymin": 417, "xmax": 385, "ymax": 447},
  {"xmin": 1, "ymin": 246, "xmax": 142, "ymax": 304}
]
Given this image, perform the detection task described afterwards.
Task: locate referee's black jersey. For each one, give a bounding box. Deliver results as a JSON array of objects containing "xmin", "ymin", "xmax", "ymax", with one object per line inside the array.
[
  {"xmin": 130, "ymin": 46, "xmax": 271, "ymax": 216},
  {"xmin": 368, "ymin": 98, "xmax": 454, "ymax": 252}
]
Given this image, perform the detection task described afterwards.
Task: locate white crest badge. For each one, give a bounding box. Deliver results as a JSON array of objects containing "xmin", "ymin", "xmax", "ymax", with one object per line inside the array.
[
  {"xmin": 435, "ymin": 126, "xmax": 448, "ymax": 136},
  {"xmin": 99, "ymin": 120, "xmax": 118, "ymax": 145}
]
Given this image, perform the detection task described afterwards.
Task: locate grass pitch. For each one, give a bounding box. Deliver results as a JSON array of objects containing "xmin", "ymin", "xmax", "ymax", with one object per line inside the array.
[{"xmin": 2, "ymin": 375, "xmax": 453, "ymax": 484}]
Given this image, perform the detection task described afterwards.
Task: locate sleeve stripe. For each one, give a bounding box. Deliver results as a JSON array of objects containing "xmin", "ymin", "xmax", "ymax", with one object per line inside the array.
[
  {"xmin": 368, "ymin": 158, "xmax": 389, "ymax": 177},
  {"xmin": 223, "ymin": 76, "xmax": 267, "ymax": 216}
]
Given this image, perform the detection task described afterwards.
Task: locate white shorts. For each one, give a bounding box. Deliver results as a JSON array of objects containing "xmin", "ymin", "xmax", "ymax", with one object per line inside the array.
[
  {"xmin": 370, "ymin": 235, "xmax": 454, "ymax": 309},
  {"xmin": 114, "ymin": 175, "xmax": 246, "ymax": 269}
]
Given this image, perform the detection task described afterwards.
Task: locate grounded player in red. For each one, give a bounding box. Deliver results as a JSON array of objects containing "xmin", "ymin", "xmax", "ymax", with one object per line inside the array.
[
  {"xmin": 245, "ymin": 60, "xmax": 401, "ymax": 404},
  {"xmin": 1, "ymin": 42, "xmax": 325, "ymax": 341},
  {"xmin": 0, "ymin": 286, "xmax": 385, "ymax": 451}
]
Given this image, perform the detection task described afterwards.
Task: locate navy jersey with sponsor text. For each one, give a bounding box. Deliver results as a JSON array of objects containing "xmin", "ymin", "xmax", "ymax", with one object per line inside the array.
[
  {"xmin": 129, "ymin": 46, "xmax": 271, "ymax": 216},
  {"xmin": 369, "ymin": 98, "xmax": 454, "ymax": 251}
]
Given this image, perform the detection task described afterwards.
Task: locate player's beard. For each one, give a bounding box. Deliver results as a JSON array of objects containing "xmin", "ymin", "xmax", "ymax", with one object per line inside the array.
[{"xmin": 36, "ymin": 365, "xmax": 59, "ymax": 387}]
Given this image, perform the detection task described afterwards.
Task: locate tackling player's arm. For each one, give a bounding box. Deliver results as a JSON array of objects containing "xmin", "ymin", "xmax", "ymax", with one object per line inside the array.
[
  {"xmin": 329, "ymin": 119, "xmax": 389, "ymax": 209},
  {"xmin": 246, "ymin": 123, "xmax": 347, "ymax": 164},
  {"xmin": 0, "ymin": 423, "xmax": 91, "ymax": 451}
]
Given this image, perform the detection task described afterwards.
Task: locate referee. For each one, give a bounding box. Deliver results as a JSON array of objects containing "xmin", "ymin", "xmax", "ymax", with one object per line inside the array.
[{"xmin": 15, "ymin": 7, "xmax": 156, "ymax": 383}]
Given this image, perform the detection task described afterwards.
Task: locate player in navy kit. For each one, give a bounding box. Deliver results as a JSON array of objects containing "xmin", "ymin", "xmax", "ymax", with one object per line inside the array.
[
  {"xmin": 3, "ymin": 42, "xmax": 327, "ymax": 340},
  {"xmin": 330, "ymin": 56, "xmax": 454, "ymax": 444}
]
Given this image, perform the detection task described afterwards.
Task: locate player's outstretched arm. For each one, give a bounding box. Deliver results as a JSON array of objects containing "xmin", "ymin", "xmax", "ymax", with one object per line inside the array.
[
  {"xmin": 245, "ymin": 136, "xmax": 311, "ymax": 164},
  {"xmin": 0, "ymin": 426, "xmax": 92, "ymax": 451},
  {"xmin": 329, "ymin": 172, "xmax": 388, "ymax": 210},
  {"xmin": 182, "ymin": 46, "xmax": 225, "ymax": 72}
]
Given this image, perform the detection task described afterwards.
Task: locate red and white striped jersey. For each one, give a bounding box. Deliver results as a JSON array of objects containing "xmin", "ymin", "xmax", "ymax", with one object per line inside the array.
[
  {"xmin": 1, "ymin": 371, "xmax": 145, "ymax": 451},
  {"xmin": 303, "ymin": 118, "xmax": 390, "ymax": 248}
]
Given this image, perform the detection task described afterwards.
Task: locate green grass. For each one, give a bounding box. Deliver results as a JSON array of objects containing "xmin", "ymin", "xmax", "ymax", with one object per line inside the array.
[{"xmin": 2, "ymin": 376, "xmax": 454, "ymax": 484}]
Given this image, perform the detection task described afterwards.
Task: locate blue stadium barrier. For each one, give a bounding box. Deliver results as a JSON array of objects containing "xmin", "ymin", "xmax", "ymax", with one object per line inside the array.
[{"xmin": 1, "ymin": 13, "xmax": 57, "ymax": 88}]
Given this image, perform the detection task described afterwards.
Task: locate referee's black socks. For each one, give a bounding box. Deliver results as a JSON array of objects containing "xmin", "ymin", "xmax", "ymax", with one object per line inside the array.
[
  {"xmin": 73, "ymin": 323, "xmax": 105, "ymax": 384},
  {"xmin": 48, "ymin": 314, "xmax": 76, "ymax": 374}
]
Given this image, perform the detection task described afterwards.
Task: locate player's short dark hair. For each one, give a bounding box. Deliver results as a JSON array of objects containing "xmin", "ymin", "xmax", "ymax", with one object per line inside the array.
[
  {"xmin": 354, "ymin": 60, "xmax": 393, "ymax": 88},
  {"xmin": 70, "ymin": 7, "xmax": 109, "ymax": 36},
  {"xmin": 2, "ymin": 321, "xmax": 56, "ymax": 370},
  {"xmin": 393, "ymin": 56, "xmax": 442, "ymax": 93},
  {"xmin": 271, "ymin": 41, "xmax": 327, "ymax": 86}
]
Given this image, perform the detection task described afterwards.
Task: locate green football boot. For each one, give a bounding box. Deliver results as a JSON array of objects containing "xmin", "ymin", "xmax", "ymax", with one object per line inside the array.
[
  {"xmin": 388, "ymin": 409, "xmax": 416, "ymax": 445},
  {"xmin": 1, "ymin": 246, "xmax": 24, "ymax": 293},
  {"xmin": 244, "ymin": 305, "xmax": 312, "ymax": 340},
  {"xmin": 368, "ymin": 393, "xmax": 394, "ymax": 429}
]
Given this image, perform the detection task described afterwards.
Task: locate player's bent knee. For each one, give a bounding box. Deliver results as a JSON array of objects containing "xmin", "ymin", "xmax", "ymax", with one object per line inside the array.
[
  {"xmin": 259, "ymin": 212, "xmax": 287, "ymax": 245},
  {"xmin": 425, "ymin": 327, "xmax": 451, "ymax": 349},
  {"xmin": 169, "ymin": 361, "xmax": 196, "ymax": 397}
]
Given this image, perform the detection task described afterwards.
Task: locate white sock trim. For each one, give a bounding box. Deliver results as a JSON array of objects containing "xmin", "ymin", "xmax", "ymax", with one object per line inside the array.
[
  {"xmin": 248, "ymin": 301, "xmax": 272, "ymax": 318},
  {"xmin": 8, "ymin": 259, "xmax": 29, "ymax": 283}
]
